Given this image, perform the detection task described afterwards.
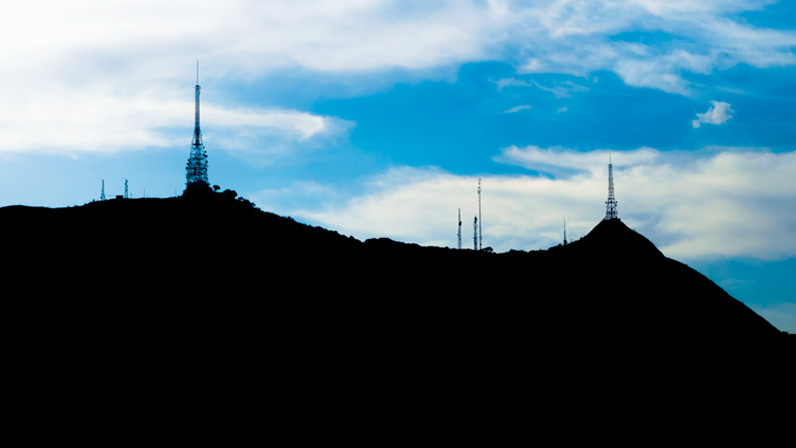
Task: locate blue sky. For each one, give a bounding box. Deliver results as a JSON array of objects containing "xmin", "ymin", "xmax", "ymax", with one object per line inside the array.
[{"xmin": 1, "ymin": 1, "xmax": 794, "ymax": 332}]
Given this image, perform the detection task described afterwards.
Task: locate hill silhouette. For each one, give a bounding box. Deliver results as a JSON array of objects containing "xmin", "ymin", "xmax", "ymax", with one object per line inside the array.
[
  {"xmin": 5, "ymin": 189, "xmax": 793, "ymax": 436},
  {"xmin": 4, "ymin": 189, "xmax": 794, "ymax": 416},
  {"xmin": 4, "ymin": 189, "xmax": 789, "ymax": 345}
]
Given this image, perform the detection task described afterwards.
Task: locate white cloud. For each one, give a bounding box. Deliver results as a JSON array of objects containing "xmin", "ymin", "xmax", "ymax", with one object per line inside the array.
[
  {"xmin": 283, "ymin": 165, "xmax": 606, "ymax": 250},
  {"xmin": 494, "ymin": 145, "xmax": 659, "ymax": 174},
  {"xmin": 0, "ymin": 83, "xmax": 348, "ymax": 155},
  {"xmin": 0, "ymin": 1, "xmax": 501, "ymax": 76},
  {"xmin": 507, "ymin": 0, "xmax": 796, "ymax": 94},
  {"xmin": 504, "ymin": 105, "xmax": 533, "ymax": 113},
  {"xmin": 692, "ymin": 101, "xmax": 734, "ymax": 128},
  {"xmin": 0, "ymin": 1, "xmax": 498, "ymax": 155},
  {"xmin": 283, "ymin": 148, "xmax": 796, "ymax": 261},
  {"xmin": 206, "ymin": 107, "xmax": 332, "ymax": 140},
  {"xmin": 0, "ymin": 0, "xmax": 793, "ymax": 155},
  {"xmin": 493, "ymin": 77, "xmax": 534, "ymax": 91},
  {"xmin": 614, "ymin": 49, "xmax": 714, "ymax": 95}
]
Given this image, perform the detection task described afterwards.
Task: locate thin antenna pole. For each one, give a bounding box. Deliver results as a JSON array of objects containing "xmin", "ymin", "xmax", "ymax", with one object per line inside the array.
[
  {"xmin": 457, "ymin": 208, "xmax": 462, "ymax": 250},
  {"xmin": 564, "ymin": 218, "xmax": 567, "ymax": 245},
  {"xmin": 473, "ymin": 216, "xmax": 478, "ymax": 251},
  {"xmin": 477, "ymin": 178, "xmax": 482, "ymax": 251},
  {"xmin": 194, "ymin": 63, "xmax": 201, "ymax": 131}
]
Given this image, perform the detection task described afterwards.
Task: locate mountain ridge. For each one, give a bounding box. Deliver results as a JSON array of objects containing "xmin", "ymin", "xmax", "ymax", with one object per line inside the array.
[{"xmin": 2, "ymin": 191, "xmax": 791, "ymax": 352}]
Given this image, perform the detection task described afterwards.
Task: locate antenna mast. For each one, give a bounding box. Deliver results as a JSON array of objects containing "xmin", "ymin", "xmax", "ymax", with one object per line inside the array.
[
  {"xmin": 101, "ymin": 179, "xmax": 106, "ymax": 201},
  {"xmin": 473, "ymin": 216, "xmax": 478, "ymax": 251},
  {"xmin": 477, "ymin": 178, "xmax": 482, "ymax": 251},
  {"xmin": 457, "ymin": 208, "xmax": 462, "ymax": 250},
  {"xmin": 605, "ymin": 151, "xmax": 618, "ymax": 220},
  {"xmin": 186, "ymin": 59, "xmax": 209, "ymax": 189},
  {"xmin": 563, "ymin": 218, "xmax": 567, "ymax": 245}
]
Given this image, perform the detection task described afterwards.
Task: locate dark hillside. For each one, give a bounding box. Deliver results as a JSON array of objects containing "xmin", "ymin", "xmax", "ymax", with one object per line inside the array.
[
  {"xmin": 548, "ymin": 219, "xmax": 782, "ymax": 341},
  {"xmin": 3, "ymin": 190, "xmax": 793, "ymax": 428},
  {"xmin": 2, "ymin": 192, "xmax": 788, "ymax": 347}
]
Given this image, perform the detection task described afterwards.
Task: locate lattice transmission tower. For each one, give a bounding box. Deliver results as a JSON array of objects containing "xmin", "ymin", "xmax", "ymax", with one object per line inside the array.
[
  {"xmin": 186, "ymin": 60, "xmax": 209, "ymax": 189},
  {"xmin": 605, "ymin": 152, "xmax": 618, "ymax": 220}
]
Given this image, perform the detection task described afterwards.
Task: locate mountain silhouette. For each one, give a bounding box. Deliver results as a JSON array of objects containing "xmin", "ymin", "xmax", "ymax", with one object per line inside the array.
[
  {"xmin": 4, "ymin": 189, "xmax": 789, "ymax": 342},
  {"xmin": 3, "ymin": 190, "xmax": 788, "ymax": 334},
  {"xmin": 5, "ymin": 189, "xmax": 792, "ymax": 435},
  {"xmin": 553, "ymin": 219, "xmax": 777, "ymax": 334}
]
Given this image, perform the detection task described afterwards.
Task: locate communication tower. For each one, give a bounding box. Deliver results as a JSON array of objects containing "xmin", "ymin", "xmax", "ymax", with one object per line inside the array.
[
  {"xmin": 186, "ymin": 60, "xmax": 209, "ymax": 188},
  {"xmin": 605, "ymin": 152, "xmax": 618, "ymax": 220},
  {"xmin": 477, "ymin": 178, "xmax": 482, "ymax": 250},
  {"xmin": 101, "ymin": 179, "xmax": 106, "ymax": 201},
  {"xmin": 124, "ymin": 179, "xmax": 129, "ymax": 199},
  {"xmin": 563, "ymin": 218, "xmax": 567, "ymax": 245}
]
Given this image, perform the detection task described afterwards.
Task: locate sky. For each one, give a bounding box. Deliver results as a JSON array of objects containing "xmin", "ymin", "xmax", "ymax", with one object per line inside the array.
[{"xmin": 1, "ymin": 0, "xmax": 794, "ymax": 332}]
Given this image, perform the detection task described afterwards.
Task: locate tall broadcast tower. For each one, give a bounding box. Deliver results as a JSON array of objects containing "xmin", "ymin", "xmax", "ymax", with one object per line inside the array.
[
  {"xmin": 605, "ymin": 152, "xmax": 618, "ymax": 220},
  {"xmin": 186, "ymin": 60, "xmax": 209, "ymax": 189}
]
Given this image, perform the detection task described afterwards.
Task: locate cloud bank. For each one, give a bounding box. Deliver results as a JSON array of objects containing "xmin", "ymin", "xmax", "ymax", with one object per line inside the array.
[
  {"xmin": 2, "ymin": 0, "xmax": 794, "ymax": 155},
  {"xmin": 0, "ymin": 84, "xmax": 351, "ymax": 157},
  {"xmin": 277, "ymin": 147, "xmax": 796, "ymax": 262}
]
